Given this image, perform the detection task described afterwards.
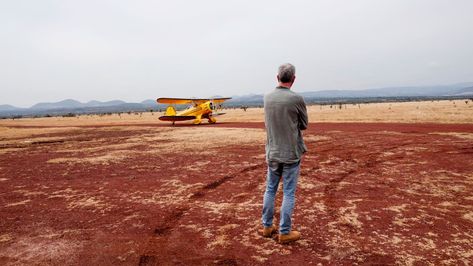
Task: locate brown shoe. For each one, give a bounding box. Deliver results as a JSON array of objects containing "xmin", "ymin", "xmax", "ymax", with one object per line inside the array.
[
  {"xmin": 278, "ymin": 231, "xmax": 301, "ymax": 244},
  {"xmin": 259, "ymin": 225, "xmax": 277, "ymax": 238}
]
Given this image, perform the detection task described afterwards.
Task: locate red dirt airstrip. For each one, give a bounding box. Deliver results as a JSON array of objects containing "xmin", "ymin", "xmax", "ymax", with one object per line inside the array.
[{"xmin": 1, "ymin": 122, "xmax": 473, "ymax": 265}]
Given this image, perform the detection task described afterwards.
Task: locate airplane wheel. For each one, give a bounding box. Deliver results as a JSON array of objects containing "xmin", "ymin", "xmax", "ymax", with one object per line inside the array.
[{"xmin": 208, "ymin": 117, "xmax": 217, "ymax": 124}]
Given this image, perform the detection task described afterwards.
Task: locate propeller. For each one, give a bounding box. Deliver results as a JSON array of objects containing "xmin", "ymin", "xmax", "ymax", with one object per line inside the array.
[{"xmin": 211, "ymin": 100, "xmax": 224, "ymax": 114}]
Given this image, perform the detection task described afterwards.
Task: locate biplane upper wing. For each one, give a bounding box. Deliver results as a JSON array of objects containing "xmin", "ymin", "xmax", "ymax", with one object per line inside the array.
[
  {"xmin": 157, "ymin": 97, "xmax": 231, "ymax": 104},
  {"xmin": 210, "ymin": 97, "xmax": 232, "ymax": 103}
]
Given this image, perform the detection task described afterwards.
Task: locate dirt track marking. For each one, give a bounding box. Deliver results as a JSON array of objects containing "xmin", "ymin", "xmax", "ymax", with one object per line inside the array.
[
  {"xmin": 138, "ymin": 163, "xmax": 265, "ymax": 264},
  {"xmin": 192, "ymin": 163, "xmax": 264, "ymax": 198}
]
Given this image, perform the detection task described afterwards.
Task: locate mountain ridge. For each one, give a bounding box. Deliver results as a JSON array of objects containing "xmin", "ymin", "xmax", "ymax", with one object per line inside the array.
[{"xmin": 1, "ymin": 82, "xmax": 473, "ymax": 116}]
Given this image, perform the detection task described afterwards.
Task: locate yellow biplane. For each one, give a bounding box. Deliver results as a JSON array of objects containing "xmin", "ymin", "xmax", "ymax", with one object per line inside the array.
[{"xmin": 157, "ymin": 97, "xmax": 231, "ymax": 125}]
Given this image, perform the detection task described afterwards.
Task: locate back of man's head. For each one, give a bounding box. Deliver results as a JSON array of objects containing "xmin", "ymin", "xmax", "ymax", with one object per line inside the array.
[{"xmin": 278, "ymin": 63, "xmax": 296, "ymax": 83}]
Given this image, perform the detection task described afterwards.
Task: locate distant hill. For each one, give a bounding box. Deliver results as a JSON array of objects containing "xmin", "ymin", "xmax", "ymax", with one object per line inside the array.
[
  {"xmin": 31, "ymin": 99, "xmax": 84, "ymax": 110},
  {"xmin": 227, "ymin": 94, "xmax": 264, "ymax": 105},
  {"xmin": 298, "ymin": 82, "xmax": 473, "ymax": 98},
  {"xmin": 226, "ymin": 82, "xmax": 473, "ymax": 105},
  {"xmin": 451, "ymin": 86, "xmax": 473, "ymax": 96},
  {"xmin": 1, "ymin": 82, "xmax": 472, "ymax": 117},
  {"xmin": 0, "ymin": 99, "xmax": 167, "ymax": 117},
  {"xmin": 0, "ymin": 104, "xmax": 22, "ymax": 112},
  {"xmin": 86, "ymin": 100, "xmax": 127, "ymax": 107},
  {"xmin": 141, "ymin": 99, "xmax": 158, "ymax": 107},
  {"xmin": 30, "ymin": 99, "xmax": 129, "ymax": 110}
]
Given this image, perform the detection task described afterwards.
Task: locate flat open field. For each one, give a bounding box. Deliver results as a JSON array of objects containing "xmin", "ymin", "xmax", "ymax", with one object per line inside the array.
[{"xmin": 1, "ymin": 100, "xmax": 473, "ymax": 265}]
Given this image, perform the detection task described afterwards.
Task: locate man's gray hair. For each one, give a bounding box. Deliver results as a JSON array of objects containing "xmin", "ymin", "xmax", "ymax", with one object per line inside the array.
[{"xmin": 278, "ymin": 63, "xmax": 296, "ymax": 83}]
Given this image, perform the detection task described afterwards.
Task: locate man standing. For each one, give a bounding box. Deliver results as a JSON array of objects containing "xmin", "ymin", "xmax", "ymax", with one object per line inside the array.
[{"xmin": 260, "ymin": 63, "xmax": 308, "ymax": 244}]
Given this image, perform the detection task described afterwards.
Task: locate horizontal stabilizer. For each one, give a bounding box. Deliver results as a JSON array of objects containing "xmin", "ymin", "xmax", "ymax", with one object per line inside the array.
[{"xmin": 158, "ymin": 115, "xmax": 196, "ymax": 121}]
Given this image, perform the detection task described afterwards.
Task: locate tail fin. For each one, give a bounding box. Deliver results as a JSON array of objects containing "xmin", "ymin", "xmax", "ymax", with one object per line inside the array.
[{"xmin": 165, "ymin": 106, "xmax": 176, "ymax": 116}]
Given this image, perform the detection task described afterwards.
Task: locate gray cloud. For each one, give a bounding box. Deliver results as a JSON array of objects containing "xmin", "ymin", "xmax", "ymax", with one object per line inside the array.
[{"xmin": 1, "ymin": 0, "xmax": 473, "ymax": 107}]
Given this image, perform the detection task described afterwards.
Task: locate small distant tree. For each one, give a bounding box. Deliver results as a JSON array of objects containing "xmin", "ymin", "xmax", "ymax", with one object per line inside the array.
[{"xmin": 62, "ymin": 113, "xmax": 76, "ymax": 117}]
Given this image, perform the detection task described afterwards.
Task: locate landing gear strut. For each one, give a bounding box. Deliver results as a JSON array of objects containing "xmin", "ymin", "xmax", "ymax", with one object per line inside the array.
[
  {"xmin": 193, "ymin": 115, "xmax": 202, "ymax": 125},
  {"xmin": 208, "ymin": 116, "xmax": 217, "ymax": 124}
]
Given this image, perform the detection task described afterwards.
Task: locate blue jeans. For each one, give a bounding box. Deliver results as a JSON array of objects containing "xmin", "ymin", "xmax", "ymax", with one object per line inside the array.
[{"xmin": 262, "ymin": 160, "xmax": 300, "ymax": 234}]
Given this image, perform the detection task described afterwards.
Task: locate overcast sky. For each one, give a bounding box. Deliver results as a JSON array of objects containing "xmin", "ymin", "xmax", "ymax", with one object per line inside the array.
[{"xmin": 1, "ymin": 0, "xmax": 473, "ymax": 107}]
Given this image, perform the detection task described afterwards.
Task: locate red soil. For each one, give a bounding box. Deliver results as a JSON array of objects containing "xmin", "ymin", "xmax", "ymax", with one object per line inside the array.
[{"xmin": 1, "ymin": 122, "xmax": 473, "ymax": 265}]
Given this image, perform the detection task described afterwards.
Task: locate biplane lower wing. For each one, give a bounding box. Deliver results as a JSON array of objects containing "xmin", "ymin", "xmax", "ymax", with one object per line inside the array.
[
  {"xmin": 158, "ymin": 115, "xmax": 196, "ymax": 121},
  {"xmin": 205, "ymin": 112, "xmax": 226, "ymax": 117}
]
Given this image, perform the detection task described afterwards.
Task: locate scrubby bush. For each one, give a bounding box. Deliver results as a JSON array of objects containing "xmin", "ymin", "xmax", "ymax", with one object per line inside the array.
[{"xmin": 62, "ymin": 113, "xmax": 76, "ymax": 117}]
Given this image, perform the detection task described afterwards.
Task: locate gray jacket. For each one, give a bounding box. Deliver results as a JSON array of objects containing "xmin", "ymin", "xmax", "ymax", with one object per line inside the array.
[{"xmin": 264, "ymin": 87, "xmax": 308, "ymax": 163}]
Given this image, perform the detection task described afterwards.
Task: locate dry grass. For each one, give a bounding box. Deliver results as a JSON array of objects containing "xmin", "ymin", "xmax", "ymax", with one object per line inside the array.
[
  {"xmin": 430, "ymin": 132, "xmax": 473, "ymax": 140},
  {"xmin": 0, "ymin": 114, "xmax": 150, "ymax": 127},
  {"xmin": 0, "ymin": 234, "xmax": 13, "ymax": 243},
  {"xmin": 0, "ymin": 123, "xmax": 266, "ymax": 165},
  {"xmin": 40, "ymin": 127, "xmax": 265, "ymax": 165},
  {"xmin": 4, "ymin": 200, "xmax": 31, "ymax": 207},
  {"xmin": 0, "ymin": 127, "xmax": 79, "ymax": 139},
  {"xmin": 146, "ymin": 127, "xmax": 265, "ymax": 152},
  {"xmin": 0, "ymin": 231, "xmax": 83, "ymax": 265},
  {"xmin": 47, "ymin": 151, "xmax": 129, "ymax": 165},
  {"xmin": 307, "ymin": 100, "xmax": 473, "ymax": 123},
  {"xmin": 219, "ymin": 99, "xmax": 473, "ymax": 123},
  {"xmin": 0, "ymin": 100, "xmax": 471, "ymax": 127}
]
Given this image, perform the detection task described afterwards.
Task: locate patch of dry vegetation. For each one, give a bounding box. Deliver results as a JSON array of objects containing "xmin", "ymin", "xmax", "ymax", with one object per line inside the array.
[
  {"xmin": 47, "ymin": 151, "xmax": 129, "ymax": 165},
  {"xmin": 0, "ymin": 234, "xmax": 13, "ymax": 243},
  {"xmin": 0, "ymin": 230, "xmax": 83, "ymax": 265},
  {"xmin": 146, "ymin": 127, "xmax": 266, "ymax": 152},
  {"xmin": 4, "ymin": 199, "xmax": 31, "ymax": 207},
  {"xmin": 430, "ymin": 132, "xmax": 473, "ymax": 140},
  {"xmin": 55, "ymin": 142, "xmax": 143, "ymax": 154},
  {"xmin": 0, "ymin": 127, "xmax": 79, "ymax": 140},
  {"xmin": 4, "ymin": 125, "xmax": 263, "ymax": 161},
  {"xmin": 0, "ymin": 127, "xmax": 86, "ymax": 156},
  {"xmin": 45, "ymin": 127, "xmax": 265, "ymax": 165},
  {"xmin": 0, "ymin": 113, "xmax": 152, "ymax": 127}
]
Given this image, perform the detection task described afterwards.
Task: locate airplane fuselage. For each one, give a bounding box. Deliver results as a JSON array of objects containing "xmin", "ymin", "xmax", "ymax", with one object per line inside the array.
[{"xmin": 176, "ymin": 101, "xmax": 213, "ymax": 117}]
